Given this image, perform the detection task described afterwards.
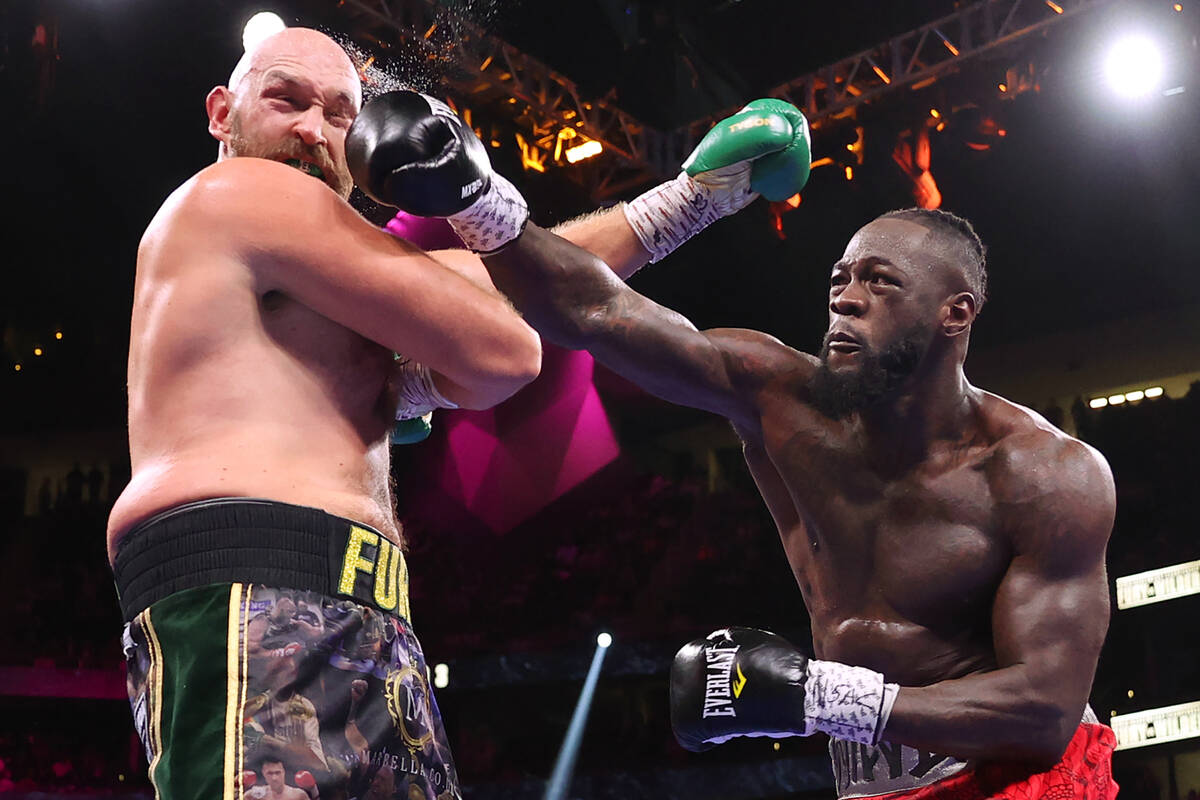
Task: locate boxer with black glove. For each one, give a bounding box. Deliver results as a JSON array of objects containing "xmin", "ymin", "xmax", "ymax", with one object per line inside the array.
[
  {"xmin": 366, "ymin": 82, "xmax": 1119, "ymax": 800},
  {"xmin": 670, "ymin": 627, "xmax": 899, "ymax": 751}
]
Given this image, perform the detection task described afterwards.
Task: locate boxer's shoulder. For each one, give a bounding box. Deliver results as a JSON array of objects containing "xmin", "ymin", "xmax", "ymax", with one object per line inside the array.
[
  {"xmin": 978, "ymin": 392, "xmax": 1115, "ymax": 541},
  {"xmin": 705, "ymin": 327, "xmax": 818, "ymax": 388},
  {"xmin": 146, "ymin": 158, "xmax": 335, "ymax": 239}
]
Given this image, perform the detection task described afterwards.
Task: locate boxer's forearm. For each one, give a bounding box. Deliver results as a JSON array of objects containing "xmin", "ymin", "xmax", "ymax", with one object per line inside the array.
[
  {"xmin": 482, "ymin": 224, "xmax": 633, "ymax": 350},
  {"xmin": 883, "ymin": 668, "xmax": 1079, "ymax": 766},
  {"xmin": 551, "ymin": 205, "xmax": 652, "ymax": 280}
]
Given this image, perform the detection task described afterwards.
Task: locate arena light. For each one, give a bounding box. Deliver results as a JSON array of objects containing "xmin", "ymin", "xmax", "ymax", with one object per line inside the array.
[
  {"xmin": 596, "ymin": 632, "xmax": 612, "ymax": 648},
  {"xmin": 433, "ymin": 663, "xmax": 450, "ymax": 689},
  {"xmin": 1104, "ymin": 35, "xmax": 1164, "ymax": 98},
  {"xmin": 1045, "ymin": 0, "xmax": 1064, "ymax": 13},
  {"xmin": 242, "ymin": 11, "xmax": 286, "ymax": 52},
  {"xmin": 543, "ymin": 635, "xmax": 612, "ymax": 800},
  {"xmin": 1116, "ymin": 559, "xmax": 1200, "ymax": 609},
  {"xmin": 1089, "ymin": 385, "xmax": 1165, "ymax": 408},
  {"xmin": 1111, "ymin": 701, "xmax": 1200, "ymax": 750},
  {"xmin": 935, "ymin": 29, "xmax": 960, "ymax": 56},
  {"xmin": 13, "ymin": 364, "xmax": 21, "ymax": 372},
  {"xmin": 33, "ymin": 347, "xmax": 42, "ymax": 357},
  {"xmin": 55, "ymin": 331, "xmax": 63, "ymax": 340},
  {"xmin": 565, "ymin": 140, "xmax": 602, "ymax": 163}
]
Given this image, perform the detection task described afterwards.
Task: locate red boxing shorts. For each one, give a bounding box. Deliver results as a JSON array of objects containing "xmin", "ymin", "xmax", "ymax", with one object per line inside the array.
[{"xmin": 831, "ymin": 722, "xmax": 1117, "ymax": 800}]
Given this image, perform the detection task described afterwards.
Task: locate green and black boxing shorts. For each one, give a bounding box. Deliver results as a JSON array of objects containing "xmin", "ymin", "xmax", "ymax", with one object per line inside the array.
[{"xmin": 112, "ymin": 497, "xmax": 461, "ymax": 800}]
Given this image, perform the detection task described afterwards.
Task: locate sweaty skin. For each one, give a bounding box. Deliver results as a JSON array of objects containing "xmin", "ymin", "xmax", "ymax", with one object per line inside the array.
[
  {"xmin": 107, "ymin": 29, "xmax": 542, "ymax": 556},
  {"xmin": 476, "ymin": 212, "xmax": 1115, "ymax": 769}
]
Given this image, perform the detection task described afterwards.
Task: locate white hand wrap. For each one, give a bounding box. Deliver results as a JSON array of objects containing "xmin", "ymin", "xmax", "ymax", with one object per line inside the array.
[
  {"xmin": 394, "ymin": 357, "xmax": 459, "ymax": 421},
  {"xmin": 803, "ymin": 660, "xmax": 900, "ymax": 745},
  {"xmin": 447, "ymin": 172, "xmax": 529, "ymax": 254},
  {"xmin": 623, "ymin": 166, "xmax": 759, "ymax": 263}
]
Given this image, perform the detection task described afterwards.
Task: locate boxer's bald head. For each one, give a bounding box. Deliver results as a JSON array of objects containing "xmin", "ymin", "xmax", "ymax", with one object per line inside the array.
[
  {"xmin": 228, "ymin": 28, "xmax": 362, "ymax": 109},
  {"xmin": 206, "ymin": 27, "xmax": 361, "ymax": 198}
]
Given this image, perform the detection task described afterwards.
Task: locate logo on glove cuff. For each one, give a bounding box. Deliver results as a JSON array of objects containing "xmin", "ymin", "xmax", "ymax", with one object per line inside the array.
[
  {"xmin": 702, "ymin": 643, "xmax": 740, "ymax": 718},
  {"xmin": 461, "ymin": 178, "xmax": 484, "ymax": 199}
]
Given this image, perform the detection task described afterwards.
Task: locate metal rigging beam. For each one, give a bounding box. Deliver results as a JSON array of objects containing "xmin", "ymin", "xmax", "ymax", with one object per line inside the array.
[{"xmin": 335, "ymin": 0, "xmax": 1109, "ymax": 200}]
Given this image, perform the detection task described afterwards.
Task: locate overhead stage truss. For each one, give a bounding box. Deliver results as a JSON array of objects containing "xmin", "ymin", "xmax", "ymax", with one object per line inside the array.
[{"xmin": 336, "ymin": 0, "xmax": 1108, "ymax": 199}]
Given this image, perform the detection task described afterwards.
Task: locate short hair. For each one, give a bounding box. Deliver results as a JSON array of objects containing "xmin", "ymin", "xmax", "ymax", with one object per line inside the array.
[{"xmin": 879, "ymin": 207, "xmax": 988, "ymax": 311}]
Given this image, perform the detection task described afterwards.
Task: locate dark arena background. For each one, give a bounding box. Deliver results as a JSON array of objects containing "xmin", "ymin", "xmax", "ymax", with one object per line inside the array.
[{"xmin": 3, "ymin": 0, "xmax": 1200, "ymax": 797}]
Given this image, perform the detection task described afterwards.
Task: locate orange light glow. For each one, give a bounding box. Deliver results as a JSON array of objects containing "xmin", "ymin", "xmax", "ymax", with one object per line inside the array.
[
  {"xmin": 785, "ymin": 193, "xmax": 802, "ymax": 208},
  {"xmin": 810, "ymin": 157, "xmax": 835, "ymax": 168},
  {"xmin": 872, "ymin": 65, "xmax": 891, "ymax": 85},
  {"xmin": 998, "ymin": 129, "xmax": 1008, "ymax": 137},
  {"xmin": 33, "ymin": 348, "xmax": 43, "ymax": 357},
  {"xmin": 844, "ymin": 166, "xmax": 854, "ymax": 180},
  {"xmin": 999, "ymin": 83, "xmax": 1008, "ymax": 92},
  {"xmin": 1045, "ymin": 0, "xmax": 1064, "ymax": 13},
  {"xmin": 930, "ymin": 108, "xmax": 941, "ymax": 118},
  {"xmin": 942, "ymin": 39, "xmax": 960, "ymax": 57},
  {"xmin": 55, "ymin": 331, "xmax": 63, "ymax": 340},
  {"xmin": 565, "ymin": 140, "xmax": 602, "ymax": 163}
]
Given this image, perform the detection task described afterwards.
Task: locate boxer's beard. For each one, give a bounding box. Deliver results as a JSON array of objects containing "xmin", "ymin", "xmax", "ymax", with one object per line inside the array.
[
  {"xmin": 809, "ymin": 325, "xmax": 931, "ymax": 420},
  {"xmin": 227, "ymin": 111, "xmax": 353, "ymax": 199}
]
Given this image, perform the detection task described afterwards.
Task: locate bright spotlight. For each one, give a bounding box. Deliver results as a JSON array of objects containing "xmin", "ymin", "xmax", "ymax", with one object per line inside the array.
[
  {"xmin": 433, "ymin": 663, "xmax": 450, "ymax": 689},
  {"xmin": 596, "ymin": 632, "xmax": 612, "ymax": 649},
  {"xmin": 1104, "ymin": 36, "xmax": 1164, "ymax": 98},
  {"xmin": 243, "ymin": 11, "xmax": 286, "ymax": 52},
  {"xmin": 565, "ymin": 140, "xmax": 602, "ymax": 164}
]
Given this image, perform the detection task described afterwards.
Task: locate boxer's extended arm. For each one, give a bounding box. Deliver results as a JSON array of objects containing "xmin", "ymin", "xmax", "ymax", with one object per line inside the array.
[
  {"xmin": 883, "ymin": 438, "xmax": 1115, "ymax": 766},
  {"xmin": 175, "ymin": 157, "xmax": 540, "ymax": 409},
  {"xmin": 481, "ymin": 224, "xmax": 797, "ymax": 430},
  {"xmin": 550, "ymin": 208, "xmax": 651, "ymax": 280}
]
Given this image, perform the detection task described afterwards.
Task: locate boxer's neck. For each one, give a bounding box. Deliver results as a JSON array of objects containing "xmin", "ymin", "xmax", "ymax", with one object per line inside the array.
[{"xmin": 855, "ymin": 355, "xmax": 976, "ymax": 470}]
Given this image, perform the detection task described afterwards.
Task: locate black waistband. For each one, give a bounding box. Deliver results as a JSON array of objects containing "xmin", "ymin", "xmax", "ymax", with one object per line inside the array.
[{"xmin": 112, "ymin": 498, "xmax": 411, "ymax": 623}]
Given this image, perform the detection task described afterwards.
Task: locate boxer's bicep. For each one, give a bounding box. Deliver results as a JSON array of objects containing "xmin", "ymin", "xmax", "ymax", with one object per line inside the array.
[
  {"xmin": 990, "ymin": 440, "xmax": 1115, "ymax": 737},
  {"xmin": 885, "ymin": 442, "xmax": 1113, "ymax": 762},
  {"xmin": 585, "ymin": 294, "xmax": 792, "ymax": 428}
]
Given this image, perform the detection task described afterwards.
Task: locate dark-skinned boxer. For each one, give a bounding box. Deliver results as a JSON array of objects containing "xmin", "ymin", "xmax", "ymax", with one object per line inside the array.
[{"xmin": 373, "ymin": 88, "xmax": 1120, "ymax": 800}]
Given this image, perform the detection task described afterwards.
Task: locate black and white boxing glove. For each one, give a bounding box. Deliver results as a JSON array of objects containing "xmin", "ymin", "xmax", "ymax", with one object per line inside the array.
[
  {"xmin": 670, "ymin": 627, "xmax": 899, "ymax": 752},
  {"xmin": 346, "ymin": 90, "xmax": 528, "ymax": 254}
]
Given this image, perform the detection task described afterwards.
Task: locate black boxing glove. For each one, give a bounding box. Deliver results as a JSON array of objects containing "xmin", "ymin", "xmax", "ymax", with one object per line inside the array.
[
  {"xmin": 669, "ymin": 627, "xmax": 899, "ymax": 752},
  {"xmin": 346, "ymin": 90, "xmax": 528, "ymax": 253}
]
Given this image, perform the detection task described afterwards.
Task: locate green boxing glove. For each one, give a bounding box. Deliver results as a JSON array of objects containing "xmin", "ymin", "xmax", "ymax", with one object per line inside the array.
[
  {"xmin": 624, "ymin": 98, "xmax": 811, "ymax": 263},
  {"xmin": 736, "ymin": 98, "xmax": 811, "ymax": 202}
]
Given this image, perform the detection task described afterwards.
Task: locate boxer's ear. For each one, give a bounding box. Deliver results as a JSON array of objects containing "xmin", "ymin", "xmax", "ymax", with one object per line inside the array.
[
  {"xmin": 206, "ymin": 86, "xmax": 234, "ymax": 147},
  {"xmin": 941, "ymin": 292, "xmax": 976, "ymax": 337}
]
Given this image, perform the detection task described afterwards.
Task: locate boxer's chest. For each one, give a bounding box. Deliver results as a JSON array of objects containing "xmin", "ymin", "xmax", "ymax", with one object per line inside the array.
[
  {"xmin": 762, "ymin": 417, "xmax": 1009, "ymax": 666},
  {"xmin": 260, "ymin": 290, "xmax": 395, "ymax": 418}
]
